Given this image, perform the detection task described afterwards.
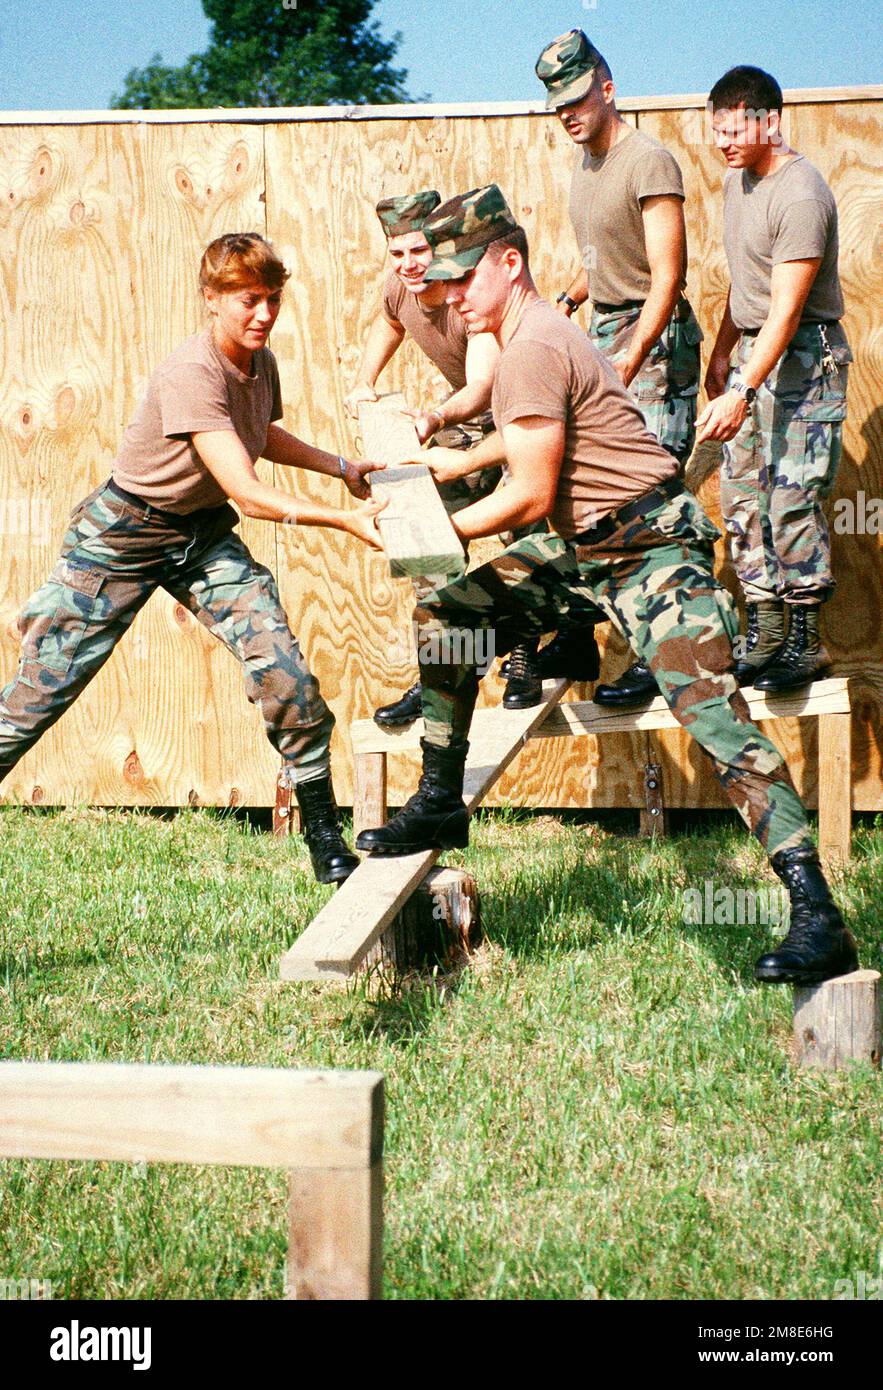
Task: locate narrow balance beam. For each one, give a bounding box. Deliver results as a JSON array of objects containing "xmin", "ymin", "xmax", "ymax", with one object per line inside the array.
[
  {"xmin": 0, "ymin": 1061, "xmax": 384, "ymax": 1300},
  {"xmin": 279, "ymin": 678, "xmax": 571, "ymax": 981},
  {"xmin": 350, "ymin": 677, "xmax": 852, "ymax": 866}
]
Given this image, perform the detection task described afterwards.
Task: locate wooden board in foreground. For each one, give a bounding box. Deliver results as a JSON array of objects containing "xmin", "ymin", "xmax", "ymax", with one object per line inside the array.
[
  {"xmin": 0, "ymin": 1062, "xmax": 383, "ymax": 1170},
  {"xmin": 279, "ymin": 678, "xmax": 571, "ymax": 981},
  {"xmin": 359, "ymin": 394, "xmax": 465, "ymax": 580}
]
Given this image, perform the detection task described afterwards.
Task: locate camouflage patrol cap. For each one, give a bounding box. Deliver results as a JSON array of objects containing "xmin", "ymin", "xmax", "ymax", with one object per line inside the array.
[
  {"xmin": 375, "ymin": 190, "xmax": 441, "ymax": 238},
  {"xmin": 535, "ymin": 28, "xmax": 605, "ymax": 110},
  {"xmin": 422, "ymin": 184, "xmax": 518, "ymax": 281}
]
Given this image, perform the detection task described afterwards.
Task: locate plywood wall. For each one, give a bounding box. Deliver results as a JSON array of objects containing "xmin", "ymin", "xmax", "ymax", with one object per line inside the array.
[{"xmin": 1, "ymin": 98, "xmax": 880, "ymax": 811}]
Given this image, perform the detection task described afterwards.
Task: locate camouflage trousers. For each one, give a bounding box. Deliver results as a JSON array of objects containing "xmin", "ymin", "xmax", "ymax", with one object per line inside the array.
[
  {"xmin": 721, "ymin": 321, "xmax": 851, "ymax": 606},
  {"xmin": 0, "ymin": 481, "xmax": 335, "ymax": 785},
  {"xmin": 416, "ymin": 478, "xmax": 812, "ymax": 859},
  {"xmin": 590, "ymin": 297, "xmax": 703, "ymax": 464}
]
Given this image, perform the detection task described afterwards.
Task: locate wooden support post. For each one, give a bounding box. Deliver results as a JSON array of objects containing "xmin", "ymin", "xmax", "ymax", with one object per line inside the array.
[
  {"xmin": 287, "ymin": 1161, "xmax": 383, "ymax": 1300},
  {"xmin": 793, "ymin": 970, "xmax": 881, "ymax": 1070},
  {"xmin": 353, "ymin": 752, "xmax": 387, "ymax": 839},
  {"xmin": 639, "ymin": 758, "xmax": 669, "ymax": 838},
  {"xmin": 273, "ymin": 769, "xmax": 301, "ymax": 837},
  {"xmin": 817, "ymin": 709, "xmax": 852, "ymax": 868},
  {"xmin": 0, "ymin": 1062, "xmax": 385, "ymax": 1301},
  {"xmin": 363, "ymin": 866, "xmax": 480, "ymax": 974}
]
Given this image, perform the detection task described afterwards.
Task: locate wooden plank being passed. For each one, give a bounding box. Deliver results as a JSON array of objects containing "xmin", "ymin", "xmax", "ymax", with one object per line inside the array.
[
  {"xmin": 358, "ymin": 393, "xmax": 465, "ymax": 582},
  {"xmin": 279, "ymin": 678, "xmax": 571, "ymax": 981}
]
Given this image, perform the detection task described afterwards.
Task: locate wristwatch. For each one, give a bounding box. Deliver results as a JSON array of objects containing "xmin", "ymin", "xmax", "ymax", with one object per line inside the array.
[
  {"xmin": 556, "ymin": 292, "xmax": 580, "ymax": 313},
  {"xmin": 730, "ymin": 373, "xmax": 757, "ymax": 405}
]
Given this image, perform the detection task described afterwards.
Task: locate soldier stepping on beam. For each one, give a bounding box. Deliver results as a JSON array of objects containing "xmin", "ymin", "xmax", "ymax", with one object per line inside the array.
[{"xmin": 355, "ymin": 184, "xmax": 858, "ymax": 989}]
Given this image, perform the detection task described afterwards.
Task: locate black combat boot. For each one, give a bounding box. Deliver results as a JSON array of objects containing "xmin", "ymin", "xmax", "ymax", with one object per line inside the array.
[
  {"xmin": 593, "ymin": 658, "xmax": 659, "ymax": 708},
  {"xmin": 733, "ymin": 600, "xmax": 787, "ymax": 686},
  {"xmin": 294, "ymin": 776, "xmax": 359, "ymax": 885},
  {"xmin": 754, "ymin": 845, "xmax": 858, "ymax": 985},
  {"xmin": 537, "ymin": 627, "xmax": 601, "ymax": 682},
  {"xmin": 503, "ymin": 640, "xmax": 542, "ymax": 710},
  {"xmin": 356, "ymin": 739, "xmax": 469, "ymax": 856},
  {"xmin": 753, "ymin": 606, "xmax": 830, "ymax": 693},
  {"xmin": 374, "ymin": 681, "xmax": 423, "ymax": 728}
]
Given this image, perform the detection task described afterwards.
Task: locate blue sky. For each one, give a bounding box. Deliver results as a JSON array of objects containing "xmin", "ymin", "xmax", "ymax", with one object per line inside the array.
[{"xmin": 0, "ymin": 0, "xmax": 879, "ymax": 110}]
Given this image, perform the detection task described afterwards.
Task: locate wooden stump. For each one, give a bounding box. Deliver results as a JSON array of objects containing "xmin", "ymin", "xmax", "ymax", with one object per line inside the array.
[
  {"xmin": 363, "ymin": 867, "xmax": 480, "ymax": 975},
  {"xmin": 793, "ymin": 969, "xmax": 881, "ymax": 1070}
]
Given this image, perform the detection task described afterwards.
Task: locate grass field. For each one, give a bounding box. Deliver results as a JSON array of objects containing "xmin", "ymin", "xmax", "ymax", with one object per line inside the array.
[{"xmin": 1, "ymin": 803, "xmax": 881, "ymax": 1300}]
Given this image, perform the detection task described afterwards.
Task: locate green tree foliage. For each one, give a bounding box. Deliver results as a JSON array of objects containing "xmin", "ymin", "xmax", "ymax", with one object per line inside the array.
[{"xmin": 111, "ymin": 0, "xmax": 410, "ymax": 109}]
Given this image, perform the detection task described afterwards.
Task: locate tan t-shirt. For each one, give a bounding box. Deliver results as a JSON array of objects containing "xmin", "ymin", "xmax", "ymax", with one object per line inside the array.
[
  {"xmin": 569, "ymin": 126, "xmax": 686, "ymax": 306},
  {"xmin": 113, "ymin": 328, "xmax": 283, "ymax": 513},
  {"xmin": 492, "ymin": 299, "xmax": 676, "ymax": 538},
  {"xmin": 723, "ymin": 155, "xmax": 844, "ymax": 330},
  {"xmin": 382, "ymin": 271, "xmax": 469, "ymax": 390}
]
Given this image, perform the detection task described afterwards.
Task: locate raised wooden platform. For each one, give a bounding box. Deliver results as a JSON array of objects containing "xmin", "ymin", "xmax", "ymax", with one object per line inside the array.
[{"xmin": 351, "ymin": 676, "xmax": 852, "ymax": 866}]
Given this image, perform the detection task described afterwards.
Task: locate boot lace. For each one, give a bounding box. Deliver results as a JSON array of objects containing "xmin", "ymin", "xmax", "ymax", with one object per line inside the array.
[{"xmin": 506, "ymin": 643, "xmax": 538, "ymax": 682}]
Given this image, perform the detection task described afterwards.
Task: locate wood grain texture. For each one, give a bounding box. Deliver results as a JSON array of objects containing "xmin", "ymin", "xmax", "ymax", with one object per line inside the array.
[
  {"xmin": 1, "ymin": 101, "xmax": 880, "ymax": 810},
  {"xmin": 363, "ymin": 866, "xmax": 481, "ymax": 975},
  {"xmin": 0, "ymin": 1061, "xmax": 384, "ymax": 1168},
  {"xmin": 0, "ymin": 123, "xmax": 276, "ymax": 807},
  {"xmin": 793, "ymin": 970, "xmax": 881, "ymax": 1071},
  {"xmin": 287, "ymin": 1161, "xmax": 383, "ymax": 1300},
  {"xmin": 359, "ymin": 395, "xmax": 464, "ymax": 577}
]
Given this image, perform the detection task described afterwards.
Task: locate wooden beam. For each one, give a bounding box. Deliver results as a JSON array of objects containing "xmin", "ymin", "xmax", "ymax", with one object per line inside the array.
[
  {"xmin": 359, "ymin": 395, "xmax": 464, "ymax": 580},
  {"xmin": 280, "ymin": 679, "xmax": 570, "ymax": 980},
  {"xmin": 3, "ymin": 88, "xmax": 878, "ymax": 125},
  {"xmin": 351, "ymin": 678, "xmax": 851, "ymax": 753},
  {"xmin": 353, "ymin": 751, "xmax": 388, "ymax": 839},
  {"xmin": 0, "ymin": 1062, "xmax": 383, "ymax": 1170}
]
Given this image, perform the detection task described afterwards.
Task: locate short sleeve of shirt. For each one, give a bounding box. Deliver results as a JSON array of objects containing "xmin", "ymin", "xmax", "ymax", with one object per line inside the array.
[
  {"xmin": 381, "ymin": 272, "xmax": 405, "ymax": 327},
  {"xmin": 771, "ymin": 198, "xmax": 832, "ymax": 264},
  {"xmin": 495, "ymin": 341, "xmax": 569, "ymax": 428},
  {"xmin": 632, "ymin": 146, "xmax": 685, "ymax": 203},
  {"xmin": 156, "ymin": 360, "xmax": 236, "ymax": 439}
]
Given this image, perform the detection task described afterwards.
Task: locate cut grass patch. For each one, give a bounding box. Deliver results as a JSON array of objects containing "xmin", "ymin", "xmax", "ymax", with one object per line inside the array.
[{"xmin": 1, "ymin": 805, "xmax": 881, "ymax": 1299}]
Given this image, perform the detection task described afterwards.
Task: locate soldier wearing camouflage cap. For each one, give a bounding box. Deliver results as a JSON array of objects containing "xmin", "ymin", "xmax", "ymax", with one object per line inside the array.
[
  {"xmin": 535, "ymin": 28, "xmax": 704, "ymax": 712},
  {"xmin": 346, "ymin": 190, "xmax": 578, "ymax": 722},
  {"xmin": 697, "ymin": 66, "xmax": 852, "ymax": 693},
  {"xmin": 356, "ymin": 185, "xmax": 858, "ymax": 991}
]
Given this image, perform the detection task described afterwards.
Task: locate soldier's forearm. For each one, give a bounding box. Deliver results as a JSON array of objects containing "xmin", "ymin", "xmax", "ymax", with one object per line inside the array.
[
  {"xmin": 432, "ymin": 379, "xmax": 492, "ymax": 428},
  {"xmin": 621, "ymin": 275, "xmax": 681, "ymax": 380},
  {"xmin": 565, "ymin": 266, "xmax": 590, "ymax": 305},
  {"xmin": 708, "ymin": 292, "xmax": 741, "ymax": 363},
  {"xmin": 357, "ymin": 316, "xmax": 405, "ymax": 388},
  {"xmin": 741, "ymin": 309, "xmax": 805, "ymax": 391},
  {"xmin": 449, "ymin": 482, "xmax": 547, "ymax": 542}
]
